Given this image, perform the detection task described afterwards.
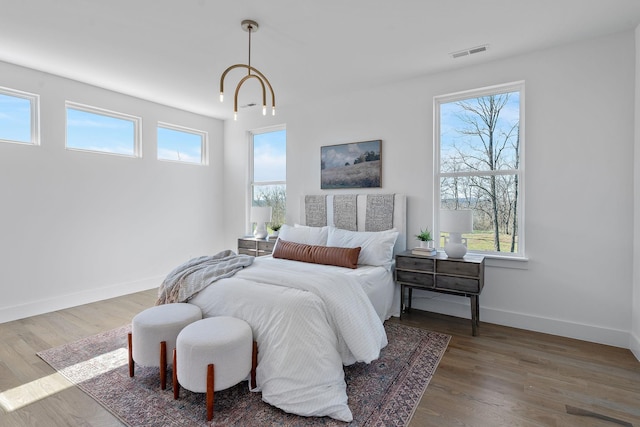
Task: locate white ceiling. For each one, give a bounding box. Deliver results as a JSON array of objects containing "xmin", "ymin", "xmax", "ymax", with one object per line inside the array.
[{"xmin": 2, "ymin": 0, "xmax": 640, "ymax": 120}]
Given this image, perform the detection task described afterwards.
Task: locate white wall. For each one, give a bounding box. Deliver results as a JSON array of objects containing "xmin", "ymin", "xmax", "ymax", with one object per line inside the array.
[
  {"xmin": 0, "ymin": 61, "xmax": 226, "ymax": 323},
  {"xmin": 2, "ymin": 30, "xmax": 634, "ymax": 353},
  {"xmin": 632, "ymin": 25, "xmax": 640, "ymax": 360},
  {"xmin": 225, "ymin": 30, "xmax": 637, "ymax": 350}
]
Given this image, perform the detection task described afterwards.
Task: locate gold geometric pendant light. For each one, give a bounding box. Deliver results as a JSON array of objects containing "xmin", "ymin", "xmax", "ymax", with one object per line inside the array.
[{"xmin": 219, "ymin": 20, "xmax": 276, "ymax": 120}]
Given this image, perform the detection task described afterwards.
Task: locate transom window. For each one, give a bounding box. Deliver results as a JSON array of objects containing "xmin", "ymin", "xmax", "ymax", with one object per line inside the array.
[
  {"xmin": 435, "ymin": 81, "xmax": 525, "ymax": 257},
  {"xmin": 157, "ymin": 122, "xmax": 207, "ymax": 165},
  {"xmin": 250, "ymin": 127, "xmax": 286, "ymax": 230},
  {"xmin": 0, "ymin": 86, "xmax": 39, "ymax": 145},
  {"xmin": 65, "ymin": 102, "xmax": 141, "ymax": 157}
]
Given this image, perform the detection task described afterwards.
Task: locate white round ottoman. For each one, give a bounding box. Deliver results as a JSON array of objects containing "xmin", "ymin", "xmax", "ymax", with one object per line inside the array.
[
  {"xmin": 127, "ymin": 303, "xmax": 202, "ymax": 389},
  {"xmin": 172, "ymin": 316, "xmax": 257, "ymax": 421}
]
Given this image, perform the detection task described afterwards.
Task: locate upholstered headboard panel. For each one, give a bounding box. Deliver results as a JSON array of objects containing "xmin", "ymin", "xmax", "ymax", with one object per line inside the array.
[{"xmin": 299, "ymin": 194, "xmax": 407, "ymax": 255}]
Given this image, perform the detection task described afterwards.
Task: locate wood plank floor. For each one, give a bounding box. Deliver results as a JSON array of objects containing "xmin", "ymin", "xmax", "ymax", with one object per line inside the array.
[
  {"xmin": 0, "ymin": 290, "xmax": 638, "ymax": 427},
  {"xmin": 394, "ymin": 311, "xmax": 640, "ymax": 427}
]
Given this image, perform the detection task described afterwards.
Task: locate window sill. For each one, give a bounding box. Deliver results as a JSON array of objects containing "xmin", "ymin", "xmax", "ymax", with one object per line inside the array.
[
  {"xmin": 482, "ymin": 254, "xmax": 529, "ymax": 270},
  {"xmin": 428, "ymin": 250, "xmax": 529, "ymax": 269}
]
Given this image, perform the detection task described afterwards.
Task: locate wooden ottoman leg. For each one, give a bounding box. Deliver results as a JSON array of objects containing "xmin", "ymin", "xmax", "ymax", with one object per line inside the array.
[
  {"xmin": 128, "ymin": 333, "xmax": 134, "ymax": 377},
  {"xmin": 173, "ymin": 348, "xmax": 180, "ymax": 400},
  {"xmin": 206, "ymin": 364, "xmax": 215, "ymax": 421},
  {"xmin": 251, "ymin": 341, "xmax": 258, "ymax": 389},
  {"xmin": 160, "ymin": 341, "xmax": 167, "ymax": 390}
]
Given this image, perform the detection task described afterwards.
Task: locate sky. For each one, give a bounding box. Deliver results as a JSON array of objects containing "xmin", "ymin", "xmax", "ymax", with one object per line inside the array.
[
  {"xmin": 157, "ymin": 125, "xmax": 204, "ymax": 164},
  {"xmin": 253, "ymin": 129, "xmax": 286, "ymax": 182},
  {"xmin": 321, "ymin": 140, "xmax": 380, "ymax": 169},
  {"xmin": 0, "ymin": 93, "xmax": 31, "ymax": 143},
  {"xmin": 66, "ymin": 107, "xmax": 137, "ymax": 156}
]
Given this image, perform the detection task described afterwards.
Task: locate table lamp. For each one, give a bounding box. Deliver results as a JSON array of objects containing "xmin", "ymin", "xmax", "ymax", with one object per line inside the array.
[
  {"xmin": 251, "ymin": 206, "xmax": 272, "ymax": 239},
  {"xmin": 440, "ymin": 209, "xmax": 473, "ymax": 258}
]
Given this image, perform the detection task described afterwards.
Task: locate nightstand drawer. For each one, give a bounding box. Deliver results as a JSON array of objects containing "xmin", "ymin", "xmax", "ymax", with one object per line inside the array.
[
  {"xmin": 437, "ymin": 259, "xmax": 480, "ymax": 277},
  {"xmin": 238, "ymin": 248, "xmax": 255, "ymax": 256},
  {"xmin": 436, "ymin": 275, "xmax": 481, "ymax": 293},
  {"xmin": 258, "ymin": 240, "xmax": 275, "ymax": 251},
  {"xmin": 238, "ymin": 239, "xmax": 256, "ymax": 250},
  {"xmin": 396, "ymin": 270, "xmax": 435, "ymax": 288},
  {"xmin": 396, "ymin": 256, "xmax": 435, "ymax": 272}
]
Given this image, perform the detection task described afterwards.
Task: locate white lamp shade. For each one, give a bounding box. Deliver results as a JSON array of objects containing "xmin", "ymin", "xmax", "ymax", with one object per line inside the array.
[
  {"xmin": 441, "ymin": 209, "xmax": 473, "ymax": 258},
  {"xmin": 440, "ymin": 209, "xmax": 473, "ymax": 233},
  {"xmin": 250, "ymin": 206, "xmax": 272, "ymax": 223}
]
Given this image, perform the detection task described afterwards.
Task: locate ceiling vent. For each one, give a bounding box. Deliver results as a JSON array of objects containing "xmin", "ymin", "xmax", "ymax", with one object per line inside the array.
[{"xmin": 450, "ymin": 44, "xmax": 489, "ymax": 59}]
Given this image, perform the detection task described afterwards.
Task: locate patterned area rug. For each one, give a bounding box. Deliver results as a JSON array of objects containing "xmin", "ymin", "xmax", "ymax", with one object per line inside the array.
[{"xmin": 38, "ymin": 322, "xmax": 450, "ymax": 427}]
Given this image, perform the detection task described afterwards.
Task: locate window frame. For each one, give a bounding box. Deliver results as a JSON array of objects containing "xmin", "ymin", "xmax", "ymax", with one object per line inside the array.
[
  {"xmin": 249, "ymin": 125, "xmax": 286, "ymax": 233},
  {"xmin": 157, "ymin": 121, "xmax": 208, "ymax": 165},
  {"xmin": 65, "ymin": 101, "xmax": 142, "ymax": 158},
  {"xmin": 434, "ymin": 81, "xmax": 525, "ymax": 259},
  {"xmin": 0, "ymin": 86, "xmax": 40, "ymax": 146}
]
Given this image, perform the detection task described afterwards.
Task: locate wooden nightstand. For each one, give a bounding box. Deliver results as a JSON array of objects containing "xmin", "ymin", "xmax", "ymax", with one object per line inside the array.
[
  {"xmin": 395, "ymin": 250, "xmax": 485, "ymax": 336},
  {"xmin": 237, "ymin": 237, "xmax": 276, "ymax": 257}
]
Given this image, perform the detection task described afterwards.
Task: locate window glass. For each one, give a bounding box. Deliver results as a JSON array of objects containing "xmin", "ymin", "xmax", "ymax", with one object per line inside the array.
[
  {"xmin": 436, "ymin": 82, "xmax": 524, "ymax": 256},
  {"xmin": 66, "ymin": 103, "xmax": 140, "ymax": 157},
  {"xmin": 157, "ymin": 123, "xmax": 206, "ymax": 164},
  {"xmin": 251, "ymin": 128, "xmax": 286, "ymax": 229},
  {"xmin": 0, "ymin": 88, "xmax": 39, "ymax": 145}
]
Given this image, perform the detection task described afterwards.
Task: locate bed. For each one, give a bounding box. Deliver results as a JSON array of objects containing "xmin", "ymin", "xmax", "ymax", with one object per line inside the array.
[{"xmin": 181, "ymin": 194, "xmax": 406, "ymax": 421}]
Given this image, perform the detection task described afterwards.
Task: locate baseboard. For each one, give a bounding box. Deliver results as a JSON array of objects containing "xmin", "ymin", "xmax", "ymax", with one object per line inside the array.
[
  {"xmin": 631, "ymin": 331, "xmax": 640, "ymax": 362},
  {"xmin": 0, "ymin": 275, "xmax": 162, "ymax": 324},
  {"xmin": 408, "ymin": 293, "xmax": 632, "ymax": 350}
]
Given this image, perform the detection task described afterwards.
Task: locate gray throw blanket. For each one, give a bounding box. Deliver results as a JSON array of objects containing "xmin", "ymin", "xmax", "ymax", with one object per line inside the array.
[{"xmin": 156, "ymin": 250, "xmax": 254, "ymax": 305}]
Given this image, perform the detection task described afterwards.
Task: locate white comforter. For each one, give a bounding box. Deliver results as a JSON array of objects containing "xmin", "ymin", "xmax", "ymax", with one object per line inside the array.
[{"xmin": 188, "ymin": 256, "xmax": 388, "ymax": 421}]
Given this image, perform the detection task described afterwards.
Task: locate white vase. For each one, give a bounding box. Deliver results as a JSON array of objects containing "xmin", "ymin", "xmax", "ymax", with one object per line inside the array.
[{"xmin": 444, "ymin": 234, "xmax": 467, "ymax": 258}]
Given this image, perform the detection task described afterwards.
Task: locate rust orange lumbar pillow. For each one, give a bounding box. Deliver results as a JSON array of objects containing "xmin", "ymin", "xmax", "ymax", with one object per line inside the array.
[{"xmin": 272, "ymin": 239, "xmax": 361, "ymax": 269}]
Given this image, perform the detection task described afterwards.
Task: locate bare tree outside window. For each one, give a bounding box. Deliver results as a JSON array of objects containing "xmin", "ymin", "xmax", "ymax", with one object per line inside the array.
[
  {"xmin": 437, "ymin": 83, "xmax": 524, "ymax": 256},
  {"xmin": 253, "ymin": 184, "xmax": 286, "ymax": 227}
]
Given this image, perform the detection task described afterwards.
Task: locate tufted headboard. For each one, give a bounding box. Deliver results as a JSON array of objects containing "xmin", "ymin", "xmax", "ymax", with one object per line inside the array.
[{"xmin": 299, "ymin": 194, "xmax": 407, "ymax": 255}]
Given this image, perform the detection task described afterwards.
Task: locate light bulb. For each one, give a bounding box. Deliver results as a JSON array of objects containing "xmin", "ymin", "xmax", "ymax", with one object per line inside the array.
[
  {"xmin": 219, "ymin": 92, "xmax": 224, "ymax": 102},
  {"xmin": 272, "ymin": 107, "xmax": 276, "ymax": 116},
  {"xmin": 262, "ymin": 105, "xmax": 267, "ymax": 115},
  {"xmin": 234, "ymin": 111, "xmax": 238, "ymax": 121}
]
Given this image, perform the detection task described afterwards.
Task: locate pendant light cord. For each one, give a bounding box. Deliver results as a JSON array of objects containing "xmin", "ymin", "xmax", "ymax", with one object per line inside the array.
[{"xmin": 247, "ymin": 25, "xmax": 252, "ymax": 76}]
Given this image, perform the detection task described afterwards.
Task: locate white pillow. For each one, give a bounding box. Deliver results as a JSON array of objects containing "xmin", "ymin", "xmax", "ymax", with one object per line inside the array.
[
  {"xmin": 326, "ymin": 226, "xmax": 399, "ymax": 270},
  {"xmin": 278, "ymin": 224, "xmax": 329, "ymax": 246}
]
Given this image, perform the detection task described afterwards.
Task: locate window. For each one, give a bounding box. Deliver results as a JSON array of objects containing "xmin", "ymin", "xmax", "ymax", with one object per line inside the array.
[
  {"xmin": 66, "ymin": 102, "xmax": 141, "ymax": 157},
  {"xmin": 157, "ymin": 122, "xmax": 207, "ymax": 165},
  {"xmin": 435, "ymin": 81, "xmax": 524, "ymax": 257},
  {"xmin": 250, "ymin": 127, "xmax": 286, "ymax": 230},
  {"xmin": 0, "ymin": 86, "xmax": 39, "ymax": 145}
]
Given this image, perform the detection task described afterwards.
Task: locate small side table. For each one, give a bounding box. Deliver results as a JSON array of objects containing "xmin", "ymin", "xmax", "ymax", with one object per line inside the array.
[
  {"xmin": 237, "ymin": 237, "xmax": 275, "ymax": 257},
  {"xmin": 395, "ymin": 250, "xmax": 485, "ymax": 336}
]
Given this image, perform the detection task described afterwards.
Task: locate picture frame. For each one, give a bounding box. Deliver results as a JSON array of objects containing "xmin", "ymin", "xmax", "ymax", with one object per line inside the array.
[{"xmin": 321, "ymin": 140, "xmax": 381, "ymax": 189}]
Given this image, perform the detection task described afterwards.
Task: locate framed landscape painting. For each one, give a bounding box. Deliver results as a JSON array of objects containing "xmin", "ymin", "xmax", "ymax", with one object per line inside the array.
[{"xmin": 321, "ymin": 140, "xmax": 381, "ymax": 189}]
